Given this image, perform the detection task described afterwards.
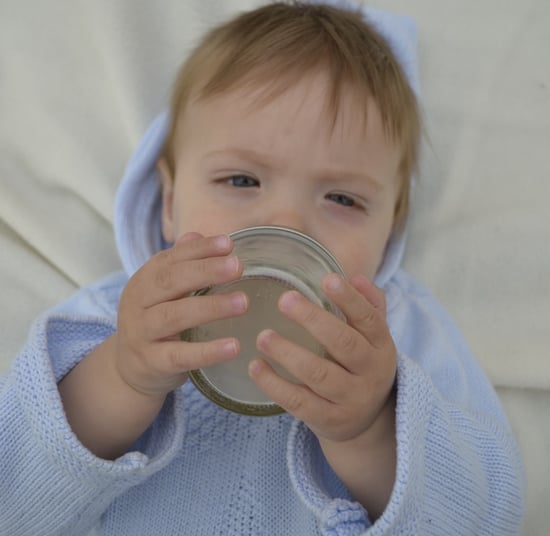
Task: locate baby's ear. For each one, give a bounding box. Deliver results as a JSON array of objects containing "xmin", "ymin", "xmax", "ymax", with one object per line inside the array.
[{"xmin": 157, "ymin": 158, "xmax": 176, "ymax": 243}]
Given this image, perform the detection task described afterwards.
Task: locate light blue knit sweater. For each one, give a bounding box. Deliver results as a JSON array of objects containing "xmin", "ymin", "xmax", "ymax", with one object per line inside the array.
[
  {"xmin": 1, "ymin": 269, "xmax": 524, "ymax": 535},
  {"xmin": 0, "ymin": 4, "xmax": 524, "ymax": 535}
]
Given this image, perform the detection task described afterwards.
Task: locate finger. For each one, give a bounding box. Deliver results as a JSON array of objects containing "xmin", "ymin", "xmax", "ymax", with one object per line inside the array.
[
  {"xmin": 256, "ymin": 328, "xmax": 350, "ymax": 403},
  {"xmin": 143, "ymin": 234, "xmax": 235, "ymax": 293},
  {"xmin": 144, "ymin": 291, "xmax": 248, "ymax": 341},
  {"xmin": 159, "ymin": 337, "xmax": 240, "ymax": 374},
  {"xmin": 136, "ymin": 251, "xmax": 243, "ymax": 308},
  {"xmin": 322, "ymin": 273, "xmax": 390, "ymax": 350},
  {"xmin": 248, "ymin": 357, "xmax": 334, "ymax": 419},
  {"xmin": 278, "ymin": 290, "xmax": 370, "ymax": 375},
  {"xmin": 128, "ymin": 234, "xmax": 236, "ymax": 306},
  {"xmin": 156, "ymin": 233, "xmax": 234, "ymax": 268},
  {"xmin": 154, "ymin": 255, "xmax": 243, "ymax": 305},
  {"xmin": 348, "ymin": 273, "xmax": 386, "ymax": 316},
  {"xmin": 249, "ymin": 357, "xmax": 388, "ymax": 442}
]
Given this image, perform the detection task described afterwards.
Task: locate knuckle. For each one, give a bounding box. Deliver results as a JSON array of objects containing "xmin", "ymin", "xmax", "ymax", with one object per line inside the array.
[
  {"xmin": 198, "ymin": 343, "xmax": 217, "ymax": 368},
  {"xmin": 160, "ymin": 301, "xmax": 177, "ymax": 326},
  {"xmin": 357, "ymin": 307, "xmax": 378, "ymax": 328},
  {"xmin": 308, "ymin": 363, "xmax": 329, "ymax": 386},
  {"xmin": 195, "ymin": 258, "xmax": 209, "ymax": 276},
  {"xmin": 302, "ymin": 302, "xmax": 322, "ymax": 325},
  {"xmin": 164, "ymin": 247, "xmax": 179, "ymax": 265},
  {"xmin": 155, "ymin": 265, "xmax": 173, "ymax": 290},
  {"xmin": 156, "ymin": 247, "xmax": 175, "ymax": 267},
  {"xmin": 336, "ymin": 326, "xmax": 358, "ymax": 354},
  {"xmin": 284, "ymin": 391, "xmax": 304, "ymax": 413},
  {"xmin": 207, "ymin": 295, "xmax": 228, "ymax": 318},
  {"xmin": 166, "ymin": 346, "xmax": 182, "ymax": 370}
]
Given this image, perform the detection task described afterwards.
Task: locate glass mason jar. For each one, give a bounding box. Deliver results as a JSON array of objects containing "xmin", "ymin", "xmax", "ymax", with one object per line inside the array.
[{"xmin": 183, "ymin": 226, "xmax": 345, "ymax": 416}]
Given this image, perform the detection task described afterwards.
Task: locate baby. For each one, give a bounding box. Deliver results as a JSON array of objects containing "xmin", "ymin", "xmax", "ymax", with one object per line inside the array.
[{"xmin": 0, "ymin": 2, "xmax": 523, "ymax": 535}]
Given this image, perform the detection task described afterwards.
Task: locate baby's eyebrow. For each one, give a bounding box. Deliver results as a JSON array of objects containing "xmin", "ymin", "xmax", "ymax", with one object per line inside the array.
[
  {"xmin": 203, "ymin": 148, "xmax": 281, "ymax": 172},
  {"xmin": 318, "ymin": 171, "xmax": 384, "ymax": 192}
]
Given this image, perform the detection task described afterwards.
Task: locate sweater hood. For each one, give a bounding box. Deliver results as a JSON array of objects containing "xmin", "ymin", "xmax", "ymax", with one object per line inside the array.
[{"xmin": 114, "ymin": 3, "xmax": 420, "ymax": 288}]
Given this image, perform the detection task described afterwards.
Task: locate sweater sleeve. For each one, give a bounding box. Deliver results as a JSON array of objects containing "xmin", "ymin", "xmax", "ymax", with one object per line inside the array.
[
  {"xmin": 286, "ymin": 272, "xmax": 524, "ymax": 536},
  {"xmin": 0, "ymin": 273, "xmax": 186, "ymax": 536}
]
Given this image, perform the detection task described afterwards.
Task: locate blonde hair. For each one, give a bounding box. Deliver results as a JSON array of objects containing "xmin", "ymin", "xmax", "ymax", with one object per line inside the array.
[{"xmin": 161, "ymin": 1, "xmax": 421, "ymax": 229}]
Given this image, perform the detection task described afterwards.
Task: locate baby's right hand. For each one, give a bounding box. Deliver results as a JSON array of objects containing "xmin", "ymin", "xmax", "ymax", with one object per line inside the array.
[{"xmin": 115, "ymin": 232, "xmax": 247, "ymax": 399}]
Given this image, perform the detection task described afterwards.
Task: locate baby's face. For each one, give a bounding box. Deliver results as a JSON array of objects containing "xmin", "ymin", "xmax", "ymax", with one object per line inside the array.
[{"xmin": 159, "ymin": 71, "xmax": 402, "ymax": 280}]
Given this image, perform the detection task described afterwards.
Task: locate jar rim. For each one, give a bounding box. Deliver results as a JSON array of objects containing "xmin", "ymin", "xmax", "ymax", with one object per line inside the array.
[{"xmin": 229, "ymin": 225, "xmax": 345, "ymax": 276}]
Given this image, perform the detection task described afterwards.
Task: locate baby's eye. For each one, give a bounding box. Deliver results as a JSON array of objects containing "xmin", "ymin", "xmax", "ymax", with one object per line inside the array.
[
  {"xmin": 325, "ymin": 192, "xmax": 358, "ymax": 208},
  {"xmin": 227, "ymin": 175, "xmax": 259, "ymax": 188}
]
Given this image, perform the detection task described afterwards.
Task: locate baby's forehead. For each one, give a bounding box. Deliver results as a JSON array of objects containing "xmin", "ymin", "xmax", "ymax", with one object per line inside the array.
[
  {"xmin": 179, "ymin": 74, "xmax": 401, "ymax": 176},
  {"xmin": 189, "ymin": 67, "xmax": 374, "ymax": 132}
]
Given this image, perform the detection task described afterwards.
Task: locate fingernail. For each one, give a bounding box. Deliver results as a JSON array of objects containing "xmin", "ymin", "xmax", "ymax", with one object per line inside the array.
[
  {"xmin": 222, "ymin": 339, "xmax": 238, "ymax": 358},
  {"xmin": 231, "ymin": 292, "xmax": 247, "ymax": 312},
  {"xmin": 248, "ymin": 359, "xmax": 263, "ymax": 377},
  {"xmin": 325, "ymin": 273, "xmax": 342, "ymax": 291},
  {"xmin": 279, "ymin": 290, "xmax": 300, "ymax": 312},
  {"xmin": 257, "ymin": 329, "xmax": 274, "ymax": 350},
  {"xmin": 224, "ymin": 256, "xmax": 239, "ymax": 273},
  {"xmin": 214, "ymin": 234, "xmax": 230, "ymax": 250}
]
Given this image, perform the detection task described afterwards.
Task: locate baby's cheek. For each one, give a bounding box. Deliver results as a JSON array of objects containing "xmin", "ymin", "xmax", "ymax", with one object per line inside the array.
[
  {"xmin": 336, "ymin": 250, "xmax": 376, "ymax": 281},
  {"xmin": 177, "ymin": 213, "xmax": 224, "ymax": 238}
]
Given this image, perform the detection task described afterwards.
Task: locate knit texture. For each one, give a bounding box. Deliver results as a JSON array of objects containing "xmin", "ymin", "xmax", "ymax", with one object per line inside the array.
[{"xmin": 0, "ymin": 270, "xmax": 524, "ymax": 535}]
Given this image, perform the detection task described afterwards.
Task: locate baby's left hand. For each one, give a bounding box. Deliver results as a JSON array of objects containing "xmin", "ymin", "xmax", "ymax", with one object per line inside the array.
[{"xmin": 249, "ymin": 272, "xmax": 397, "ymax": 444}]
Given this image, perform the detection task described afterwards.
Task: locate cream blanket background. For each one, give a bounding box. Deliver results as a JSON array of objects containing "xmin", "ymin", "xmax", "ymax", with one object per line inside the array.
[{"xmin": 0, "ymin": 1, "xmax": 548, "ymax": 533}]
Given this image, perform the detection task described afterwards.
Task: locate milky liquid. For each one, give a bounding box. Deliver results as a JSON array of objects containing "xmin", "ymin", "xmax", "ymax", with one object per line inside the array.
[{"xmin": 190, "ymin": 276, "xmax": 326, "ymax": 404}]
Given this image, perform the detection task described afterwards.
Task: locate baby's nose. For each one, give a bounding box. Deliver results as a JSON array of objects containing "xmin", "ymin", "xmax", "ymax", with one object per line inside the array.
[{"xmin": 264, "ymin": 210, "xmax": 306, "ymax": 234}]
